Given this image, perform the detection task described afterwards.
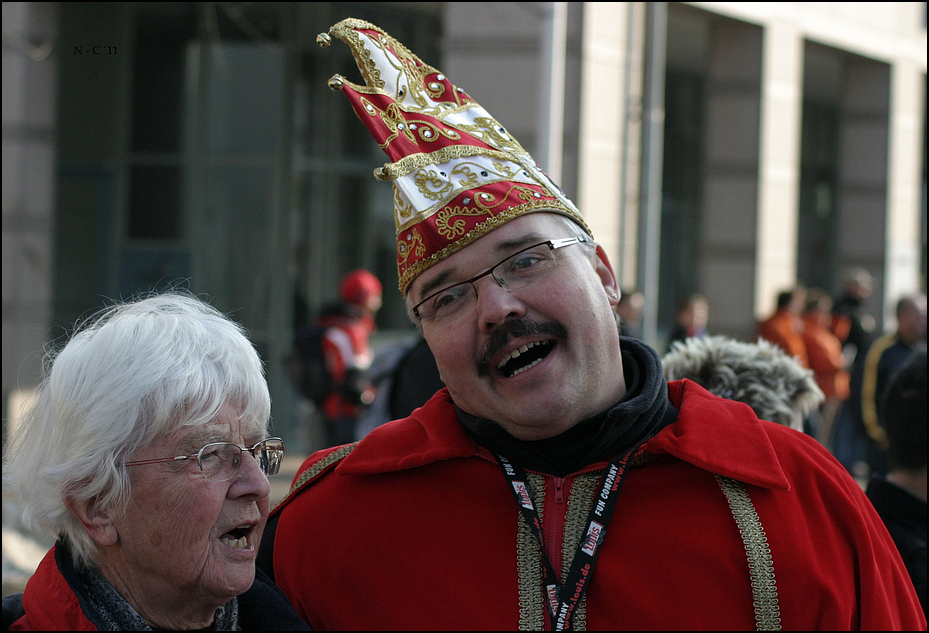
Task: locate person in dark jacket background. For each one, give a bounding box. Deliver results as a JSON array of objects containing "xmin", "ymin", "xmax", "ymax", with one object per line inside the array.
[
  {"xmin": 859, "ymin": 293, "xmax": 927, "ymax": 476},
  {"xmin": 831, "ymin": 267, "xmax": 876, "ymax": 372},
  {"xmin": 866, "ymin": 348, "xmax": 927, "ymax": 619}
]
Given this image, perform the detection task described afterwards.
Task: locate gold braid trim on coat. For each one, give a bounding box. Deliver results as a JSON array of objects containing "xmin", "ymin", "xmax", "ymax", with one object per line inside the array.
[
  {"xmin": 514, "ymin": 457, "xmax": 781, "ymax": 631},
  {"xmin": 270, "ymin": 442, "xmax": 359, "ymax": 514}
]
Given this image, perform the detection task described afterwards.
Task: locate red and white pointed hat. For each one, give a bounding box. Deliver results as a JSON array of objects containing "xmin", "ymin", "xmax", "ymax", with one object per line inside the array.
[{"xmin": 319, "ymin": 18, "xmax": 592, "ymax": 296}]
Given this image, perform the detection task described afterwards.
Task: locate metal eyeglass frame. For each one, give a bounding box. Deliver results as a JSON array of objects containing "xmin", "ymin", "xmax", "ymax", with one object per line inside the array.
[
  {"xmin": 122, "ymin": 437, "xmax": 285, "ymax": 482},
  {"xmin": 412, "ymin": 237, "xmax": 587, "ymax": 325}
]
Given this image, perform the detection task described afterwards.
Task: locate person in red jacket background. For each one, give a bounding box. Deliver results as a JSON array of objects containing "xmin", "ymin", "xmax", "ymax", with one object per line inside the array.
[
  {"xmin": 758, "ymin": 286, "xmax": 809, "ymax": 368},
  {"xmin": 318, "ymin": 269, "xmax": 382, "ymax": 447},
  {"xmin": 802, "ymin": 288, "xmax": 851, "ymax": 444},
  {"xmin": 259, "ymin": 17, "xmax": 926, "ymax": 631}
]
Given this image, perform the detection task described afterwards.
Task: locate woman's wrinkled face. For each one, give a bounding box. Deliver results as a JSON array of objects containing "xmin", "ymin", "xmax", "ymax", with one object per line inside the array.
[{"xmin": 111, "ymin": 406, "xmax": 271, "ymax": 611}]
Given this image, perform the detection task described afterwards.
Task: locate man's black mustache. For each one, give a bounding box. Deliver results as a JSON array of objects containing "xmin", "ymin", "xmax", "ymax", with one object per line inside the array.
[{"xmin": 477, "ymin": 319, "xmax": 568, "ymax": 376}]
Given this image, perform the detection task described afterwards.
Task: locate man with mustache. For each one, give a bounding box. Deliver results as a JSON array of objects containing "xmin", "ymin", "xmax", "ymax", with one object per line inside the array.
[{"xmin": 259, "ymin": 18, "xmax": 925, "ymax": 631}]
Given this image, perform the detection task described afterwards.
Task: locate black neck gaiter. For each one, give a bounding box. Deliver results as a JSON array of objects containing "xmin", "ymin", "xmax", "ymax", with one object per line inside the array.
[{"xmin": 459, "ymin": 337, "xmax": 677, "ymax": 476}]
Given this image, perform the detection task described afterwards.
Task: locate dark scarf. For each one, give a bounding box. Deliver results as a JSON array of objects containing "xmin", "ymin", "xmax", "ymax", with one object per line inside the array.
[
  {"xmin": 79, "ymin": 565, "xmax": 238, "ymax": 631},
  {"xmin": 459, "ymin": 337, "xmax": 677, "ymax": 476},
  {"xmin": 54, "ymin": 539, "xmax": 238, "ymax": 631}
]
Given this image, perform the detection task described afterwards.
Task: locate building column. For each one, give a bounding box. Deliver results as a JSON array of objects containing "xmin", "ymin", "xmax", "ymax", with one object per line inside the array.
[
  {"xmin": 698, "ymin": 19, "xmax": 765, "ymax": 340},
  {"xmin": 834, "ymin": 56, "xmax": 891, "ymax": 330},
  {"xmin": 577, "ymin": 1, "xmax": 642, "ymax": 282},
  {"xmin": 2, "ymin": 2, "xmax": 59, "ymax": 438},
  {"xmin": 754, "ymin": 22, "xmax": 803, "ymax": 320},
  {"xmin": 884, "ymin": 59, "xmax": 925, "ymax": 326}
]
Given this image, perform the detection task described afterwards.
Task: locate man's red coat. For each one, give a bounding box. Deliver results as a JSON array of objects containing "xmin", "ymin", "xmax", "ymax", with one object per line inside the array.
[{"xmin": 271, "ymin": 380, "xmax": 925, "ymax": 630}]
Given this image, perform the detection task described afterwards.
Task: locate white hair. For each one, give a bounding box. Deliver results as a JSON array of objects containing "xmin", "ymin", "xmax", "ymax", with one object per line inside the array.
[{"xmin": 2, "ymin": 291, "xmax": 272, "ymax": 568}]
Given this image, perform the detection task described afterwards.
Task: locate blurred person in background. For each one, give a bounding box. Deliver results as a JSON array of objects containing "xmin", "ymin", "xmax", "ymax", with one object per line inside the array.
[
  {"xmin": 354, "ymin": 334, "xmax": 445, "ymax": 441},
  {"xmin": 828, "ymin": 269, "xmax": 878, "ymax": 476},
  {"xmin": 615, "ymin": 288, "xmax": 645, "ymax": 339},
  {"xmin": 865, "ymin": 349, "xmax": 927, "ymax": 619},
  {"xmin": 666, "ymin": 293, "xmax": 709, "ymax": 350},
  {"xmin": 317, "ymin": 269, "xmax": 383, "ymax": 447},
  {"xmin": 758, "ymin": 286, "xmax": 809, "ymax": 369},
  {"xmin": 860, "ymin": 293, "xmax": 927, "ymax": 477},
  {"xmin": 831, "ymin": 267, "xmax": 876, "ymax": 372},
  {"xmin": 802, "ymin": 288, "xmax": 850, "ymax": 444},
  {"xmin": 2, "ymin": 292, "xmax": 308, "ymax": 631}
]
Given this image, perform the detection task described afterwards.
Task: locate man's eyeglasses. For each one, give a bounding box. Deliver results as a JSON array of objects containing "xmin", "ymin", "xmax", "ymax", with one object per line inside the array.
[
  {"xmin": 122, "ymin": 437, "xmax": 285, "ymax": 482},
  {"xmin": 412, "ymin": 237, "xmax": 587, "ymax": 328}
]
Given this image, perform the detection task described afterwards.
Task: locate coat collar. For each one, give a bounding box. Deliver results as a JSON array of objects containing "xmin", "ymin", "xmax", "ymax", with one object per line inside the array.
[
  {"xmin": 338, "ymin": 380, "xmax": 790, "ymax": 491},
  {"xmin": 652, "ymin": 379, "xmax": 790, "ymax": 490},
  {"xmin": 337, "ymin": 388, "xmax": 476, "ymax": 476}
]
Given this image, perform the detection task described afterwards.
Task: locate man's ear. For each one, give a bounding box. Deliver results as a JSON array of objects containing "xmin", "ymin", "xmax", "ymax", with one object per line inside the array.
[
  {"xmin": 593, "ymin": 245, "xmax": 620, "ymax": 306},
  {"xmin": 65, "ymin": 494, "xmax": 119, "ymax": 547}
]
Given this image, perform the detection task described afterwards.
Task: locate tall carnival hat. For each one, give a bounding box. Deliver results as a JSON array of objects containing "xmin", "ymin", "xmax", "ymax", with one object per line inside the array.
[{"xmin": 317, "ymin": 18, "xmax": 592, "ymax": 296}]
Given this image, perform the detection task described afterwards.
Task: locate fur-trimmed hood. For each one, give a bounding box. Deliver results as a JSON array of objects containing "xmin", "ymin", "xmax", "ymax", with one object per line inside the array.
[{"xmin": 662, "ymin": 335, "xmax": 823, "ymax": 431}]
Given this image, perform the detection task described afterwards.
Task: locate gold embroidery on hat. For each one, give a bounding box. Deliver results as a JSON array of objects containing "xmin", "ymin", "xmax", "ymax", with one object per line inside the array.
[
  {"xmin": 394, "ymin": 185, "xmax": 415, "ymax": 224},
  {"xmin": 413, "ymin": 161, "xmax": 523, "ymax": 203},
  {"xmin": 459, "ymin": 183, "xmax": 552, "ymax": 213},
  {"xmin": 332, "ymin": 19, "xmax": 475, "ymax": 116},
  {"xmin": 435, "ymin": 206, "xmax": 488, "ymax": 239},
  {"xmin": 492, "ymin": 163, "xmax": 517, "ymax": 179},
  {"xmin": 398, "ymin": 199, "xmax": 586, "ymax": 295},
  {"xmin": 457, "ymin": 117, "xmax": 527, "ymax": 154},
  {"xmin": 397, "ymin": 227, "xmax": 426, "ymax": 268},
  {"xmin": 515, "ymin": 185, "xmax": 545, "ymax": 203},
  {"xmin": 415, "ymin": 169, "xmax": 453, "ymax": 202},
  {"xmin": 330, "ymin": 19, "xmax": 436, "ymax": 99},
  {"xmin": 433, "ymin": 99, "xmax": 480, "ymax": 119},
  {"xmin": 360, "ymin": 98, "xmax": 461, "ymax": 150},
  {"xmin": 329, "ymin": 20, "xmax": 387, "ymax": 90},
  {"xmin": 384, "ymin": 147, "xmax": 517, "ymax": 180},
  {"xmin": 368, "ymin": 30, "xmax": 447, "ymax": 111},
  {"xmin": 453, "ymin": 162, "xmax": 517, "ymax": 188},
  {"xmin": 453, "ymin": 166, "xmax": 479, "ymax": 188},
  {"xmin": 425, "ymin": 78, "xmax": 447, "ymax": 100}
]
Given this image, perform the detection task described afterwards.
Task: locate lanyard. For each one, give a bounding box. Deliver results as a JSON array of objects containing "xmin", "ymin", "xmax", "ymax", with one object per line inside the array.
[{"xmin": 495, "ymin": 444, "xmax": 641, "ymax": 631}]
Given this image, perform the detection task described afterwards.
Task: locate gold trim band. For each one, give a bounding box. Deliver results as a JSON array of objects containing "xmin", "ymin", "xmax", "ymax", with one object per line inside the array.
[
  {"xmin": 270, "ymin": 442, "xmax": 358, "ymax": 513},
  {"xmin": 716, "ymin": 475, "xmax": 782, "ymax": 631},
  {"xmin": 513, "ymin": 465, "xmax": 781, "ymax": 630}
]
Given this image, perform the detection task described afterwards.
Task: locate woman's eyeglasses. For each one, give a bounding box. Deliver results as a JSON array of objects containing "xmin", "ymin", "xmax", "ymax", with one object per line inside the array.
[{"xmin": 122, "ymin": 437, "xmax": 284, "ymax": 482}]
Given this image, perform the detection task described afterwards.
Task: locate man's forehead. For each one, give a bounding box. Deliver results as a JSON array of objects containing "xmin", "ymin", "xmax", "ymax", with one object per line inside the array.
[{"xmin": 410, "ymin": 213, "xmax": 562, "ymax": 301}]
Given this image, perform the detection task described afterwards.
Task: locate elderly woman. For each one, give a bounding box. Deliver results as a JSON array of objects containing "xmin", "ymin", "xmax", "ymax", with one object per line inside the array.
[{"xmin": 2, "ymin": 292, "xmax": 309, "ymax": 630}]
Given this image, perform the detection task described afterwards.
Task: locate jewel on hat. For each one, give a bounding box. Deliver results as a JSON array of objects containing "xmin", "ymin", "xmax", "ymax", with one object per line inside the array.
[{"xmin": 319, "ymin": 18, "xmax": 592, "ymax": 296}]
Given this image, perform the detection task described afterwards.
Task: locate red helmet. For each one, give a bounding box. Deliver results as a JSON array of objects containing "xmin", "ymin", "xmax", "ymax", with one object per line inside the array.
[{"xmin": 339, "ymin": 269, "xmax": 382, "ymax": 307}]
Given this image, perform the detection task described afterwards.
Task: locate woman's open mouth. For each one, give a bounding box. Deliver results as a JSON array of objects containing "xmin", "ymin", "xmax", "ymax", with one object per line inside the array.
[{"xmin": 219, "ymin": 525, "xmax": 252, "ymax": 550}]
